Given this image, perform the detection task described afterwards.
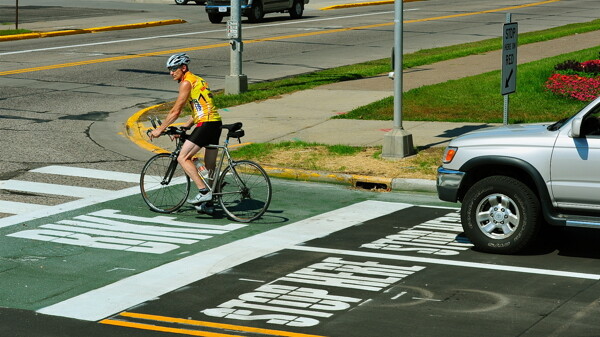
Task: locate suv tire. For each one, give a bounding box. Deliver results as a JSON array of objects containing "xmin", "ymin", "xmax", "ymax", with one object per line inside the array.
[
  {"xmin": 247, "ymin": 0, "xmax": 264, "ymax": 22},
  {"xmin": 461, "ymin": 175, "xmax": 540, "ymax": 254},
  {"xmin": 208, "ymin": 13, "xmax": 224, "ymax": 23},
  {"xmin": 289, "ymin": 0, "xmax": 304, "ymax": 19}
]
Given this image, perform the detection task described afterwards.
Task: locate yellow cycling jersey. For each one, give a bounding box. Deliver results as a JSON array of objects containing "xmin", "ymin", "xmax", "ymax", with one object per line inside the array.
[{"xmin": 183, "ymin": 71, "xmax": 222, "ymax": 124}]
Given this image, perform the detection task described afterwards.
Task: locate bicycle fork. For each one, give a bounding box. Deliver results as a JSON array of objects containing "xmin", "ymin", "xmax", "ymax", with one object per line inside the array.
[{"xmin": 161, "ymin": 153, "xmax": 180, "ymax": 185}]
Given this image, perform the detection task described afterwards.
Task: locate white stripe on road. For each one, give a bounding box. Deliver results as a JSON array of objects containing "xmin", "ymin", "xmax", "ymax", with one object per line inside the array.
[
  {"xmin": 37, "ymin": 200, "xmax": 411, "ymax": 321},
  {"xmin": 0, "ymin": 200, "xmax": 49, "ymax": 215},
  {"xmin": 0, "ymin": 185, "xmax": 141, "ymax": 229},
  {"xmin": 0, "ymin": 180, "xmax": 112, "ymax": 198},
  {"xmin": 31, "ymin": 166, "xmax": 140, "ymax": 183},
  {"xmin": 289, "ymin": 246, "xmax": 600, "ymax": 280}
]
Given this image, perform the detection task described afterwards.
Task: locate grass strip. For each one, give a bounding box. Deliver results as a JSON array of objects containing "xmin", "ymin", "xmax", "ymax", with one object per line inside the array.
[
  {"xmin": 338, "ymin": 47, "xmax": 599, "ymax": 123},
  {"xmin": 0, "ymin": 29, "xmax": 32, "ymax": 36}
]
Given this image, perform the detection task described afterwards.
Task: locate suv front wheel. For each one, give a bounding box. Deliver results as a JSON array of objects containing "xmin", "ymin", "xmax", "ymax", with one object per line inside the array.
[{"xmin": 461, "ymin": 175, "xmax": 541, "ymax": 254}]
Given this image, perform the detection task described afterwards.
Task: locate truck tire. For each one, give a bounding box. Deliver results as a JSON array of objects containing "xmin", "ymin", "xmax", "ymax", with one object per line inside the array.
[
  {"xmin": 208, "ymin": 13, "xmax": 224, "ymax": 23},
  {"xmin": 289, "ymin": 0, "xmax": 304, "ymax": 19},
  {"xmin": 247, "ymin": 0, "xmax": 264, "ymax": 22},
  {"xmin": 461, "ymin": 175, "xmax": 541, "ymax": 254},
  {"xmin": 175, "ymin": 0, "xmax": 189, "ymax": 4}
]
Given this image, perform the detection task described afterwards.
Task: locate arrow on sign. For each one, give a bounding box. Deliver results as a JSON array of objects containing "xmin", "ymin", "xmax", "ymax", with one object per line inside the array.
[{"xmin": 504, "ymin": 69, "xmax": 514, "ymax": 88}]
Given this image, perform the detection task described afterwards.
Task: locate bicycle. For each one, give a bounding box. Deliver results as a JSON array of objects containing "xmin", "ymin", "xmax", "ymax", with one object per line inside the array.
[{"xmin": 139, "ymin": 117, "xmax": 272, "ymax": 223}]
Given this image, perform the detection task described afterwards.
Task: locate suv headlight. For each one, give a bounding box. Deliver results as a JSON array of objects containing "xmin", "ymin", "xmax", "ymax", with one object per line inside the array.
[{"xmin": 442, "ymin": 146, "xmax": 458, "ymax": 164}]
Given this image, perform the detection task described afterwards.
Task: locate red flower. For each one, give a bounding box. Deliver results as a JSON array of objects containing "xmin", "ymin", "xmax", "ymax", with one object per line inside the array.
[{"xmin": 545, "ymin": 73, "xmax": 600, "ymax": 102}]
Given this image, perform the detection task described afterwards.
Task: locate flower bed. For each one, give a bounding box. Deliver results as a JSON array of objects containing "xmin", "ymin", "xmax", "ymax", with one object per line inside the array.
[{"xmin": 545, "ymin": 58, "xmax": 600, "ymax": 102}]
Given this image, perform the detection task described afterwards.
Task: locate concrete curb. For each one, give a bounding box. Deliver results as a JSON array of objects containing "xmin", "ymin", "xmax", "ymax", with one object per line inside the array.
[
  {"xmin": 125, "ymin": 103, "xmax": 436, "ymax": 192},
  {"xmin": 0, "ymin": 19, "xmax": 186, "ymax": 42}
]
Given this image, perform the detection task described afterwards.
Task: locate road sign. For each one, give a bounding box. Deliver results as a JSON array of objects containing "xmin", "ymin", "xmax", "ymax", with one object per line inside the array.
[{"xmin": 501, "ymin": 22, "xmax": 518, "ymax": 95}]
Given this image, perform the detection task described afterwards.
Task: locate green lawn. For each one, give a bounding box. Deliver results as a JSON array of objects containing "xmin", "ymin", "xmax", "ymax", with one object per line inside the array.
[{"xmin": 339, "ymin": 47, "xmax": 598, "ymax": 123}]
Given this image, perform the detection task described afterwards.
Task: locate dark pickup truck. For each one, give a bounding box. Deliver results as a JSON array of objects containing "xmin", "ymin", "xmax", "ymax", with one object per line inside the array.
[{"xmin": 205, "ymin": 0, "xmax": 309, "ymax": 23}]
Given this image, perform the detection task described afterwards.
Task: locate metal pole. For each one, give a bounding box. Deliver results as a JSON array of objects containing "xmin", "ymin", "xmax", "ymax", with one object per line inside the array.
[
  {"xmin": 225, "ymin": 0, "xmax": 247, "ymax": 94},
  {"xmin": 231, "ymin": 0, "xmax": 241, "ymax": 77},
  {"xmin": 382, "ymin": 0, "xmax": 414, "ymax": 159},
  {"xmin": 393, "ymin": 0, "xmax": 403, "ymax": 129},
  {"xmin": 16, "ymin": 0, "xmax": 19, "ymax": 30},
  {"xmin": 503, "ymin": 13, "xmax": 511, "ymax": 125}
]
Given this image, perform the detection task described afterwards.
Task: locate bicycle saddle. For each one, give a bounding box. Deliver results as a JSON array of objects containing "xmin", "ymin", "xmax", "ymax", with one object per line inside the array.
[{"xmin": 222, "ymin": 122, "xmax": 244, "ymax": 139}]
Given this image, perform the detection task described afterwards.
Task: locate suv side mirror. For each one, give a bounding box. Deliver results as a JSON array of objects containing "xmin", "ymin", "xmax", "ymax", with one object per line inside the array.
[{"xmin": 571, "ymin": 118, "xmax": 582, "ymax": 138}]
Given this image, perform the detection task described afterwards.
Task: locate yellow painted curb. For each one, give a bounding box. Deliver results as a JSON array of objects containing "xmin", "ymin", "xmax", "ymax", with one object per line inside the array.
[
  {"xmin": 0, "ymin": 19, "xmax": 186, "ymax": 42},
  {"xmin": 125, "ymin": 103, "xmax": 170, "ymax": 154},
  {"xmin": 84, "ymin": 19, "xmax": 186, "ymax": 33},
  {"xmin": 320, "ymin": 0, "xmax": 423, "ymax": 10},
  {"xmin": 262, "ymin": 165, "xmax": 393, "ymax": 189}
]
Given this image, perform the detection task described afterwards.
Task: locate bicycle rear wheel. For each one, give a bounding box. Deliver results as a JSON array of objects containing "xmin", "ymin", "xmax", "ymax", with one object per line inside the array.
[
  {"xmin": 140, "ymin": 153, "xmax": 191, "ymax": 213},
  {"xmin": 217, "ymin": 160, "xmax": 272, "ymax": 222}
]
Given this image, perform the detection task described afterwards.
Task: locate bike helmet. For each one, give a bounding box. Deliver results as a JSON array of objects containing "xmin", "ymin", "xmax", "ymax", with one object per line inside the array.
[{"xmin": 166, "ymin": 53, "xmax": 190, "ymax": 69}]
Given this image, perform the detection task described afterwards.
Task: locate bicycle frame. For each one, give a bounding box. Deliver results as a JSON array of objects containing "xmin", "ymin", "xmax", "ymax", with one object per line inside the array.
[{"xmin": 202, "ymin": 137, "xmax": 243, "ymax": 196}]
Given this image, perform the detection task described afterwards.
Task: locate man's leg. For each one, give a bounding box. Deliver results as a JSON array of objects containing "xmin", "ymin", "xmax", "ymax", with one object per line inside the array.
[{"xmin": 178, "ymin": 140, "xmax": 206, "ymax": 190}]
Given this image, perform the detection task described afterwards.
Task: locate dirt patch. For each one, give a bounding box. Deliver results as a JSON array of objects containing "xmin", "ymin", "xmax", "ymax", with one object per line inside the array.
[{"xmin": 242, "ymin": 146, "xmax": 443, "ymax": 180}]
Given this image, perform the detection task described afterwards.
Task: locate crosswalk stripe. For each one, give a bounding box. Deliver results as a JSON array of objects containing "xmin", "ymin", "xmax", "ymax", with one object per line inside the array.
[
  {"xmin": 0, "ymin": 180, "xmax": 113, "ymax": 198},
  {"xmin": 30, "ymin": 166, "xmax": 140, "ymax": 183},
  {"xmin": 0, "ymin": 200, "xmax": 50, "ymax": 214}
]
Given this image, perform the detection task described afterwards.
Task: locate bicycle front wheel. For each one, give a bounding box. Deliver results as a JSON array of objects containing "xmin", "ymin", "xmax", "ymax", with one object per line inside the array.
[
  {"xmin": 218, "ymin": 160, "xmax": 272, "ymax": 222},
  {"xmin": 140, "ymin": 153, "xmax": 190, "ymax": 213}
]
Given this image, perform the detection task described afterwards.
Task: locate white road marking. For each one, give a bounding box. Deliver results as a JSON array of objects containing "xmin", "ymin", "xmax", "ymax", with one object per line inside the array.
[
  {"xmin": 31, "ymin": 166, "xmax": 140, "ymax": 183},
  {"xmin": 0, "ymin": 180, "xmax": 112, "ymax": 198},
  {"xmin": 0, "ymin": 185, "xmax": 141, "ymax": 228},
  {"xmin": 37, "ymin": 201, "xmax": 411, "ymax": 321},
  {"xmin": 391, "ymin": 291, "xmax": 407, "ymax": 300},
  {"xmin": 289, "ymin": 246, "xmax": 600, "ymax": 280},
  {"xmin": 0, "ymin": 200, "xmax": 49, "ymax": 214}
]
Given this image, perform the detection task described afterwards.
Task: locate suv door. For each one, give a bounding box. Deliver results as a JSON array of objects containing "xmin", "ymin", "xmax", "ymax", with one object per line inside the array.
[
  {"xmin": 263, "ymin": 0, "xmax": 290, "ymax": 11},
  {"xmin": 550, "ymin": 105, "xmax": 600, "ymax": 211}
]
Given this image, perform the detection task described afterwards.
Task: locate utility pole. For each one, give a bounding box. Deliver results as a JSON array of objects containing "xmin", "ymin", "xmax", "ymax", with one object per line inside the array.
[
  {"xmin": 224, "ymin": 0, "xmax": 248, "ymax": 94},
  {"xmin": 382, "ymin": 0, "xmax": 414, "ymax": 159}
]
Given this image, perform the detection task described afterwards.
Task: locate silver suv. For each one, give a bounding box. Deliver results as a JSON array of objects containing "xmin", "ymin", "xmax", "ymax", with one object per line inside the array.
[
  {"xmin": 205, "ymin": 0, "xmax": 308, "ymax": 23},
  {"xmin": 437, "ymin": 96, "xmax": 600, "ymax": 254}
]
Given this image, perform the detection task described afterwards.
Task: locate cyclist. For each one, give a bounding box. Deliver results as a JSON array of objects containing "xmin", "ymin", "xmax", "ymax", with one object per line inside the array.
[{"xmin": 150, "ymin": 53, "xmax": 222, "ymax": 208}]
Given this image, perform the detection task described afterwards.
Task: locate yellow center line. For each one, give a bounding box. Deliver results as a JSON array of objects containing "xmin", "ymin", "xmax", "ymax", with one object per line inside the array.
[
  {"xmin": 100, "ymin": 319, "xmax": 244, "ymax": 337},
  {"xmin": 0, "ymin": 0, "xmax": 560, "ymax": 77},
  {"xmin": 104, "ymin": 312, "xmax": 328, "ymax": 337}
]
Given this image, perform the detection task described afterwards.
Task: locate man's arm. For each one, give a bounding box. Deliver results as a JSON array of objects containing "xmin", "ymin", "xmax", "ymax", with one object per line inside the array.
[{"xmin": 151, "ymin": 80, "xmax": 192, "ymax": 137}]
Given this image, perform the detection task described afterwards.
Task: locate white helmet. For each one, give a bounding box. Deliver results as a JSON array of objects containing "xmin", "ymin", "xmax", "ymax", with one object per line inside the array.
[{"xmin": 166, "ymin": 53, "xmax": 190, "ymax": 69}]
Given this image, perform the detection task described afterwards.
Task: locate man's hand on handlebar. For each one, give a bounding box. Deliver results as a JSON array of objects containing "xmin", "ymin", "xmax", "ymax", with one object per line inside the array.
[{"xmin": 149, "ymin": 128, "xmax": 163, "ymax": 140}]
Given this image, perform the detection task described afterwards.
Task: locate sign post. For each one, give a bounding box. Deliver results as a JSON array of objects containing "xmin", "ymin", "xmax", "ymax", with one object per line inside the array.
[
  {"xmin": 382, "ymin": 0, "xmax": 414, "ymax": 159},
  {"xmin": 501, "ymin": 14, "xmax": 517, "ymax": 125},
  {"xmin": 225, "ymin": 0, "xmax": 247, "ymax": 94}
]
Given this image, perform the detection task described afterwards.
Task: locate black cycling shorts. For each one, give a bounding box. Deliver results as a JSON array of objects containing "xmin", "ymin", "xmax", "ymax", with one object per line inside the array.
[{"xmin": 188, "ymin": 121, "xmax": 222, "ymax": 148}]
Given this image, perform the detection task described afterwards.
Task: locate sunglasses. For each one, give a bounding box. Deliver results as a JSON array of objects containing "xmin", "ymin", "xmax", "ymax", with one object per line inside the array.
[{"xmin": 168, "ymin": 65, "xmax": 181, "ymax": 72}]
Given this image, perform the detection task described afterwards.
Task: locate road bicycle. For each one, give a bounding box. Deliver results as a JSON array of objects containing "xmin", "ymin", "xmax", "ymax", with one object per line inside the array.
[{"xmin": 139, "ymin": 118, "xmax": 272, "ymax": 223}]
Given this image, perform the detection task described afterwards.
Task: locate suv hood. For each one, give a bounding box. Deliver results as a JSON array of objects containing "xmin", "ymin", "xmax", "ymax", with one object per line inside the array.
[{"xmin": 449, "ymin": 123, "xmax": 559, "ymax": 147}]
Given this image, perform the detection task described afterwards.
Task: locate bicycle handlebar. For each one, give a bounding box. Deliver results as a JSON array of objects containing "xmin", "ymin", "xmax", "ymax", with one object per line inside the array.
[{"xmin": 146, "ymin": 116, "xmax": 190, "ymax": 140}]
